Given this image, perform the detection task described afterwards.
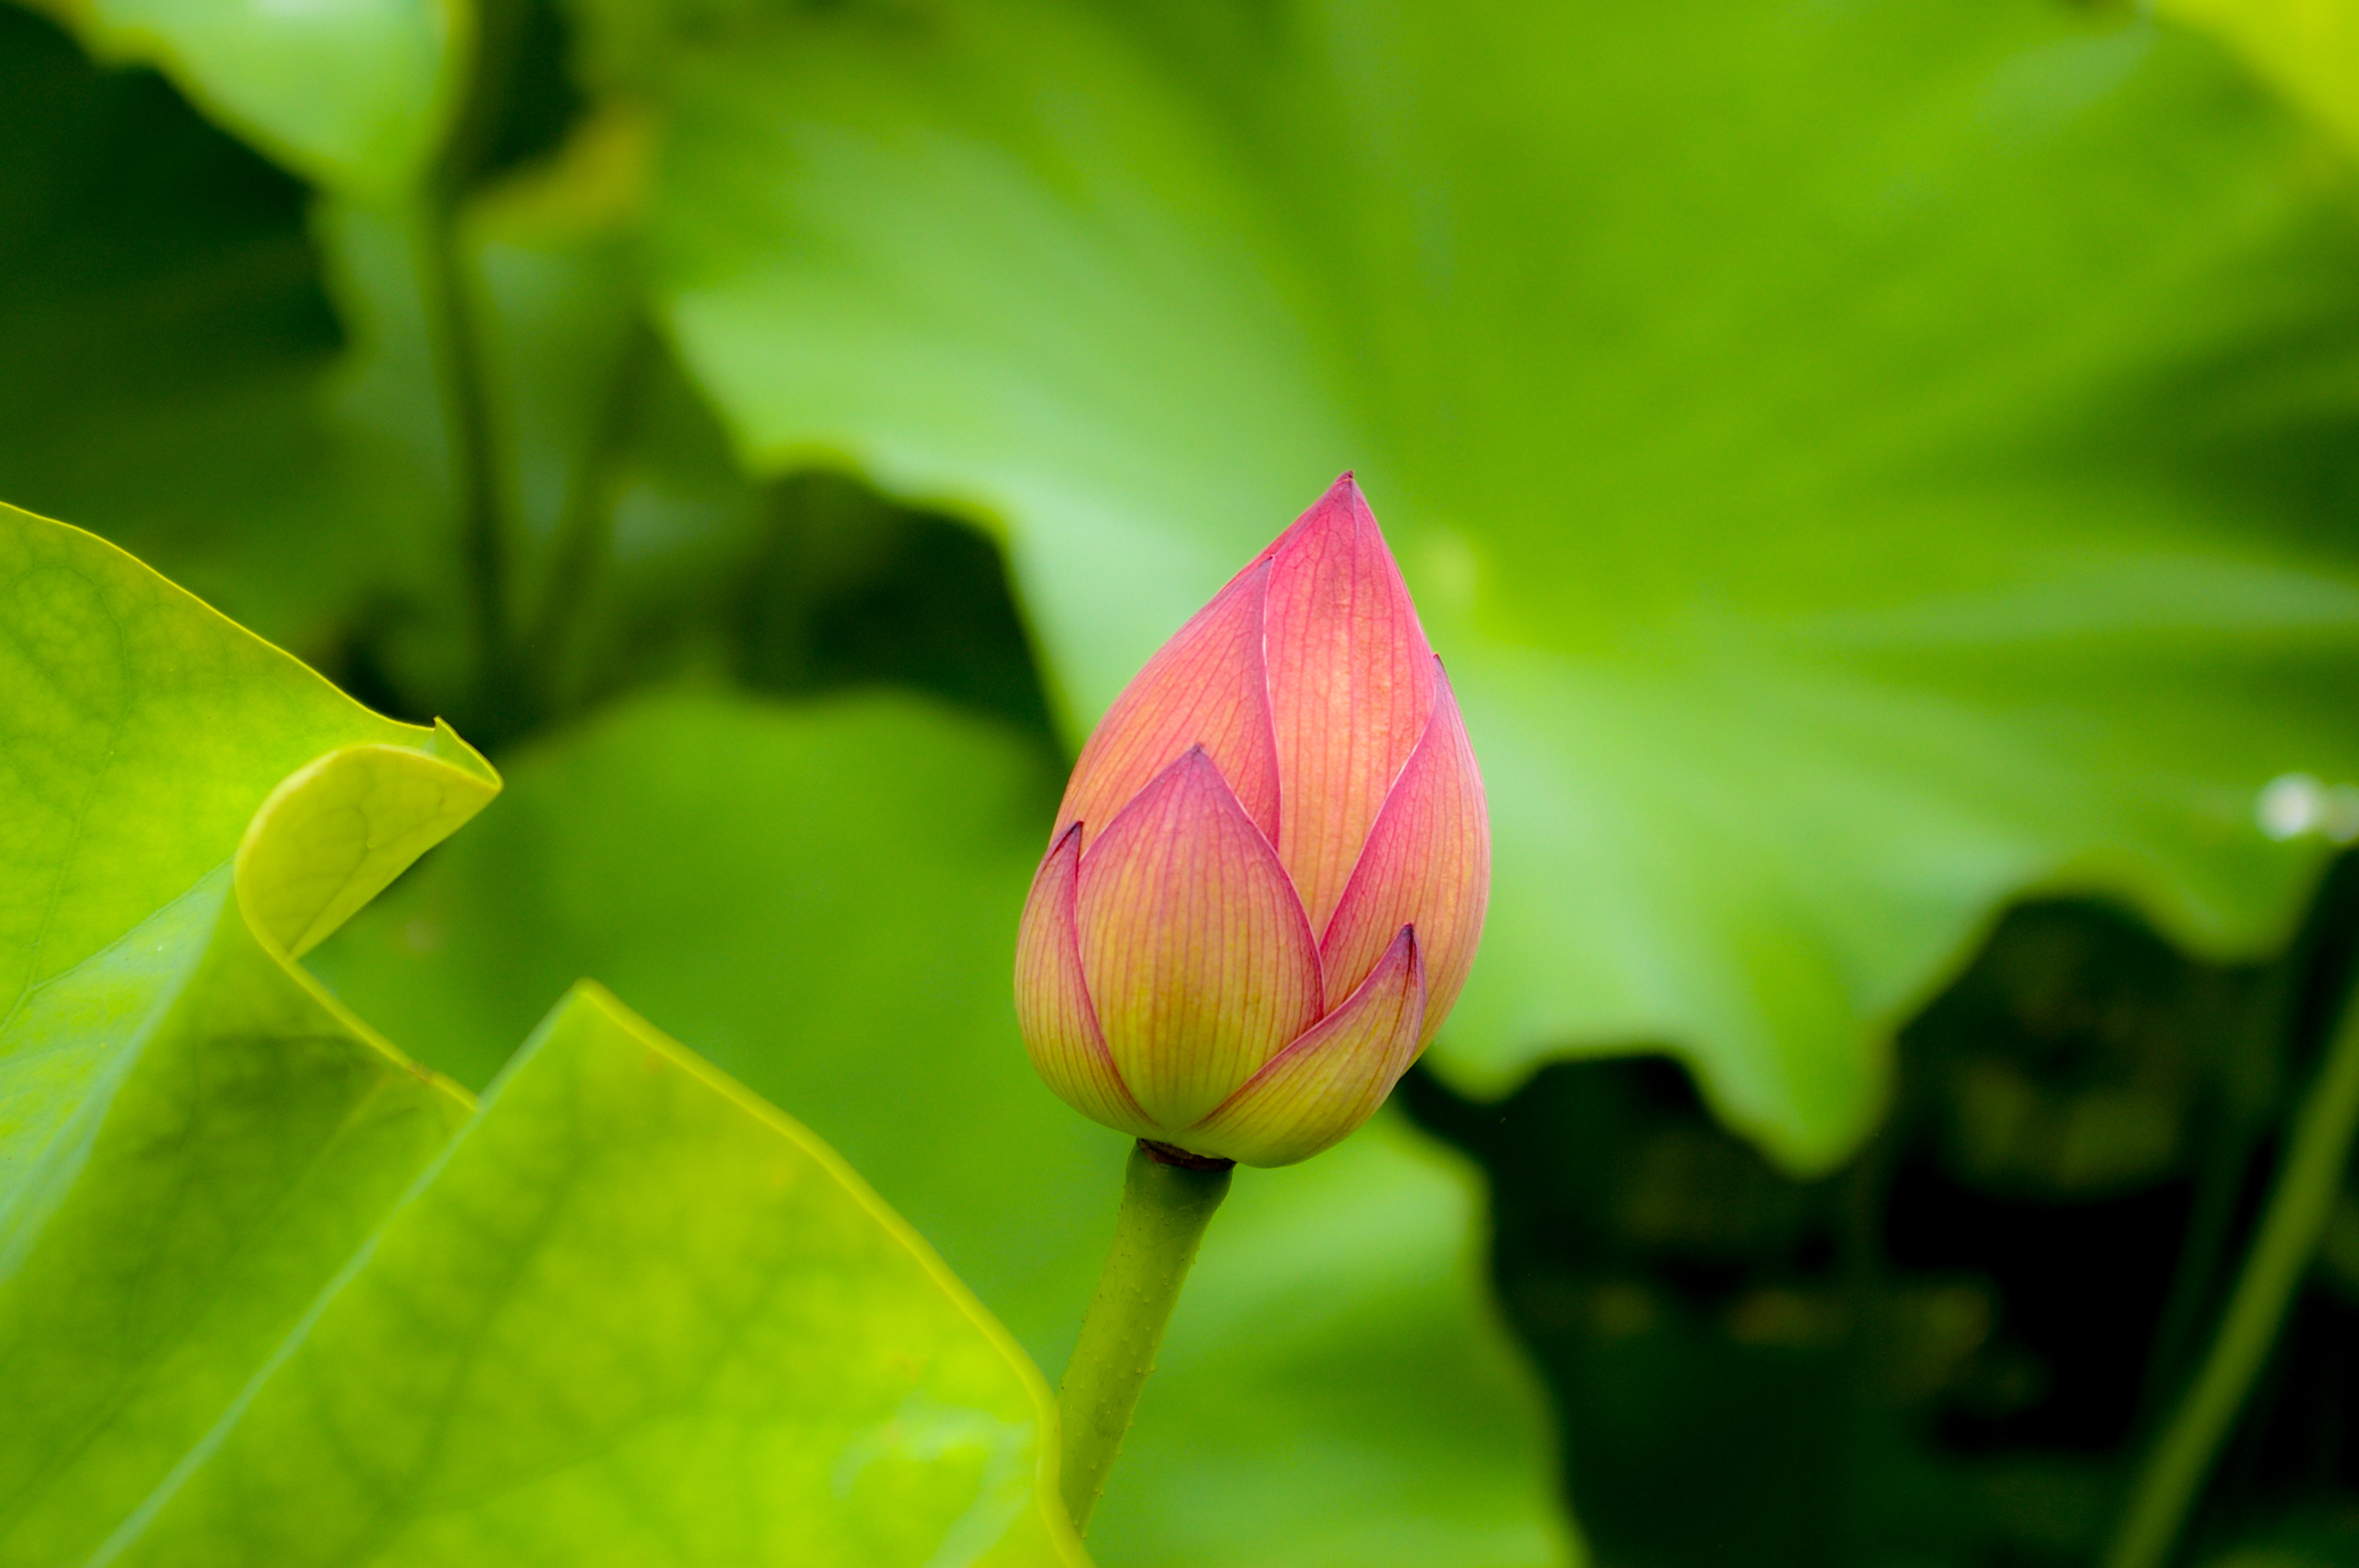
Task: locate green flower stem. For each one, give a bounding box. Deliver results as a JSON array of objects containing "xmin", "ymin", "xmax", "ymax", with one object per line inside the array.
[
  {"xmin": 1057, "ymin": 1140, "xmax": 1233, "ymax": 1534},
  {"xmin": 2104, "ymin": 994, "xmax": 2359, "ymax": 1568}
]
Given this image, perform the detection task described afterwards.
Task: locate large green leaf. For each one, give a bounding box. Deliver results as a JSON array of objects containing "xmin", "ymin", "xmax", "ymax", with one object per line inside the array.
[
  {"xmin": 591, "ymin": 0, "xmax": 2359, "ymax": 1169},
  {"xmin": 314, "ymin": 689, "xmax": 1574, "ymax": 1566},
  {"xmin": 0, "ymin": 501, "xmax": 495, "ymax": 1562},
  {"xmin": 102, "ymin": 984, "xmax": 1083, "ymax": 1568},
  {"xmin": 1, "ymin": 507, "xmax": 1082, "ymax": 1566},
  {"xmin": 0, "ymin": 503, "xmax": 496, "ymax": 1170}
]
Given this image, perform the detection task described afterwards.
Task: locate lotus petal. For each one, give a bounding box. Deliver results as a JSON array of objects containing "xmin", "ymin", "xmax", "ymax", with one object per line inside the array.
[
  {"xmin": 1190, "ymin": 927, "xmax": 1426, "ymax": 1167},
  {"xmin": 1075, "ymin": 748, "xmax": 1321, "ymax": 1128},
  {"xmin": 1263, "ymin": 474, "xmax": 1438, "ymax": 931},
  {"xmin": 1014, "ymin": 822, "xmax": 1155, "ymax": 1135},
  {"xmin": 1319, "ymin": 662, "xmax": 1488, "ymax": 1044},
  {"xmin": 1053, "ymin": 561, "xmax": 1281, "ymax": 850}
]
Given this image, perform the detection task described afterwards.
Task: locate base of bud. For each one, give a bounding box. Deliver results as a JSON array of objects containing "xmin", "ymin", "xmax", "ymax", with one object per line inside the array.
[{"xmin": 1138, "ymin": 1138, "xmax": 1236, "ymax": 1172}]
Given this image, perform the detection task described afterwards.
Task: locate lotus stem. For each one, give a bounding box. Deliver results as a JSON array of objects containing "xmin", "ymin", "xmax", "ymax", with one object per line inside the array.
[
  {"xmin": 1056, "ymin": 1139, "xmax": 1233, "ymax": 1534},
  {"xmin": 2103, "ymin": 991, "xmax": 2359, "ymax": 1568}
]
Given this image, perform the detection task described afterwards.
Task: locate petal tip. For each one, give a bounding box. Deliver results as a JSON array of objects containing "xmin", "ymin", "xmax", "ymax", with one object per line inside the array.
[
  {"xmin": 1305, "ymin": 470, "xmax": 1376, "ymax": 528},
  {"xmin": 1267, "ymin": 471, "xmax": 1383, "ymax": 566}
]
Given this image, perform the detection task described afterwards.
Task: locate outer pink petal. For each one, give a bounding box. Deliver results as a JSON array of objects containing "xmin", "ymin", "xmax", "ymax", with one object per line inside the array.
[
  {"xmin": 1053, "ymin": 561, "xmax": 1281, "ymax": 850},
  {"xmin": 1263, "ymin": 474, "xmax": 1438, "ymax": 933},
  {"xmin": 1014, "ymin": 824, "xmax": 1158, "ymax": 1137},
  {"xmin": 1319, "ymin": 659, "xmax": 1488, "ymax": 1046},
  {"xmin": 1075, "ymin": 747, "xmax": 1323, "ymax": 1130},
  {"xmin": 1187, "ymin": 926, "xmax": 1426, "ymax": 1167}
]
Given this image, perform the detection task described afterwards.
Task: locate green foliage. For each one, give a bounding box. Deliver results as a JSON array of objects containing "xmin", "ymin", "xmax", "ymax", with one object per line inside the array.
[
  {"xmin": 107, "ymin": 985, "xmax": 1080, "ymax": 1568},
  {"xmin": 13, "ymin": 0, "xmax": 2359, "ymax": 1558},
  {"xmin": 0, "ymin": 506, "xmax": 1080, "ymax": 1566},
  {"xmin": 0, "ymin": 5, "xmax": 735, "ymax": 724},
  {"xmin": 26, "ymin": 0, "xmax": 456, "ymax": 197},
  {"xmin": 0, "ymin": 7, "xmax": 407, "ymax": 654},
  {"xmin": 312, "ymin": 691, "xmax": 1569, "ymax": 1566},
  {"xmin": 0, "ymin": 12, "xmax": 1564, "ymax": 1519},
  {"xmin": 21, "ymin": 0, "xmax": 2359, "ymax": 1177},
  {"xmin": 0, "ymin": 503, "xmax": 490, "ymax": 1565},
  {"xmin": 597, "ymin": 0, "xmax": 2359, "ymax": 1170},
  {"xmin": 2160, "ymin": 0, "xmax": 2359, "ymax": 158}
]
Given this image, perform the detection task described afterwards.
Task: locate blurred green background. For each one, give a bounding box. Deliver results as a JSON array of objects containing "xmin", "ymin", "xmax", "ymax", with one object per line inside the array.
[{"xmin": 9, "ymin": 0, "xmax": 2359, "ymax": 1560}]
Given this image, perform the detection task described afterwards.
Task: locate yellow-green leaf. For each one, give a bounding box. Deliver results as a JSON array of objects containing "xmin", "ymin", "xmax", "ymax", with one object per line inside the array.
[
  {"xmin": 0, "ymin": 503, "xmax": 494, "ymax": 1563},
  {"xmin": 100, "ymin": 985, "xmax": 1084, "ymax": 1568},
  {"xmin": 1, "ymin": 510, "xmax": 1083, "ymax": 1566},
  {"xmin": 2159, "ymin": 0, "xmax": 2359, "ymax": 157}
]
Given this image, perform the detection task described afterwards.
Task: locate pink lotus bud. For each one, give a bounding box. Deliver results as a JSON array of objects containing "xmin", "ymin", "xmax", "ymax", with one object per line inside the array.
[{"xmin": 1016, "ymin": 475, "xmax": 1489, "ymax": 1167}]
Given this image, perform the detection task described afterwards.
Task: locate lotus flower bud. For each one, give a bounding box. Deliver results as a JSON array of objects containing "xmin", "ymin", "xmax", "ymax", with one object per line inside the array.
[{"xmin": 1016, "ymin": 475, "xmax": 1488, "ymax": 1167}]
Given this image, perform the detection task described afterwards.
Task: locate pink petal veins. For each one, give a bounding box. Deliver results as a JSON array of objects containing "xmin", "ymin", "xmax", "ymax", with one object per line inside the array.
[
  {"xmin": 1054, "ymin": 560, "xmax": 1281, "ymax": 851},
  {"xmin": 1188, "ymin": 926, "xmax": 1426, "ymax": 1167},
  {"xmin": 1262, "ymin": 474, "xmax": 1438, "ymax": 934},
  {"xmin": 1014, "ymin": 824, "xmax": 1156, "ymax": 1136},
  {"xmin": 1075, "ymin": 747, "xmax": 1322, "ymax": 1131},
  {"xmin": 1318, "ymin": 659, "xmax": 1488, "ymax": 1046}
]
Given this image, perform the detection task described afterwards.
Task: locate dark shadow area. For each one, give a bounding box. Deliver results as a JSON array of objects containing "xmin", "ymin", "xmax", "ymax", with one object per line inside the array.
[
  {"xmin": 0, "ymin": 5, "xmax": 341, "ymax": 545},
  {"xmin": 732, "ymin": 470, "xmax": 1063, "ymax": 755},
  {"xmin": 1407, "ymin": 855, "xmax": 2359, "ymax": 1568},
  {"xmin": 0, "ymin": 5, "xmax": 333, "ymax": 357}
]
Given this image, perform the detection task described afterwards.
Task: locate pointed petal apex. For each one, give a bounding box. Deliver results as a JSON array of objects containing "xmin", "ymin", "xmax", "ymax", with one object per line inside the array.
[
  {"xmin": 1310, "ymin": 470, "xmax": 1359, "ymax": 517},
  {"xmin": 1055, "ymin": 561, "xmax": 1281, "ymax": 849},
  {"xmin": 1263, "ymin": 480, "xmax": 1438, "ymax": 932},
  {"xmin": 1015, "ymin": 824, "xmax": 1156, "ymax": 1137},
  {"xmin": 1320, "ymin": 660, "xmax": 1488, "ymax": 1045},
  {"xmin": 1075, "ymin": 748, "xmax": 1322, "ymax": 1130},
  {"xmin": 1187, "ymin": 926, "xmax": 1426, "ymax": 1167}
]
